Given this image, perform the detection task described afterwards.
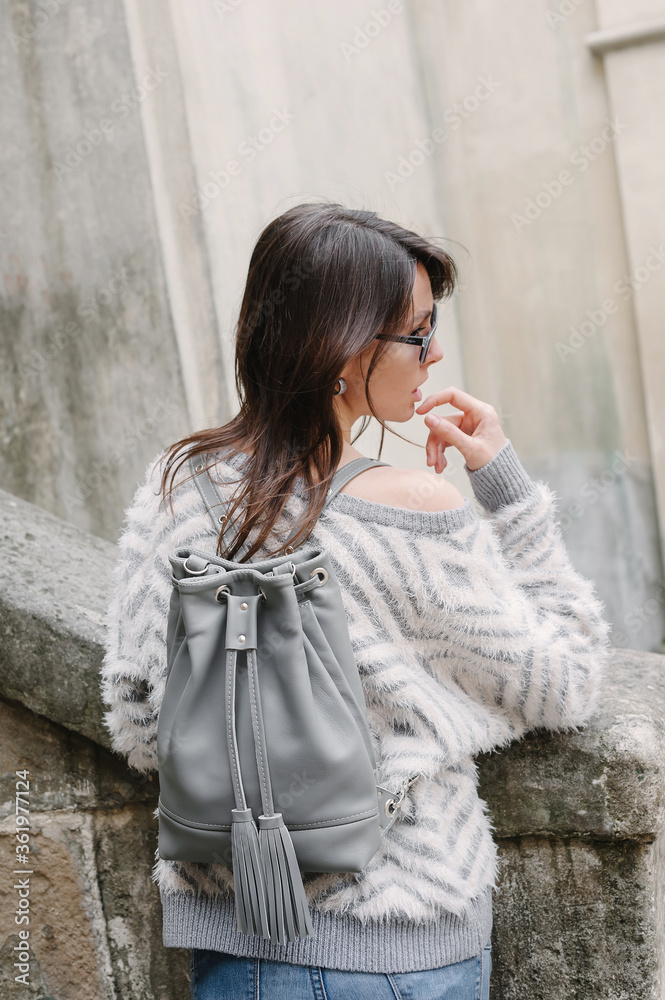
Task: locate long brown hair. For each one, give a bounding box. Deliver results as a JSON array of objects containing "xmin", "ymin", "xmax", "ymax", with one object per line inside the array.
[{"xmin": 159, "ymin": 201, "xmax": 459, "ymax": 561}]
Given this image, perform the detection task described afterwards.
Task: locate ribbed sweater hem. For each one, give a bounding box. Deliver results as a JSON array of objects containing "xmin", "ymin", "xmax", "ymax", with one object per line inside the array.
[{"xmin": 160, "ymin": 884, "xmax": 493, "ymax": 973}]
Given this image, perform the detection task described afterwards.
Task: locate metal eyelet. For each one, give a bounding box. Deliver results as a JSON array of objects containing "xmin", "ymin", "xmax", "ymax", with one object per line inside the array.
[
  {"xmin": 215, "ymin": 585, "xmax": 231, "ymax": 603},
  {"xmin": 195, "ymin": 463, "xmax": 204, "ymax": 472},
  {"xmin": 218, "ymin": 513, "xmax": 226, "ymax": 523},
  {"xmin": 183, "ymin": 556, "xmax": 209, "ymax": 575},
  {"xmin": 310, "ymin": 567, "xmax": 328, "ymax": 586},
  {"xmin": 284, "ymin": 545, "xmax": 294, "ymax": 555},
  {"xmin": 384, "ymin": 798, "xmax": 397, "ymax": 817}
]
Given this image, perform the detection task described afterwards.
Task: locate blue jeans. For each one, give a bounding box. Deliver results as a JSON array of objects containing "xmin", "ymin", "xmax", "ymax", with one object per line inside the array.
[{"xmin": 190, "ymin": 938, "xmax": 492, "ymax": 999}]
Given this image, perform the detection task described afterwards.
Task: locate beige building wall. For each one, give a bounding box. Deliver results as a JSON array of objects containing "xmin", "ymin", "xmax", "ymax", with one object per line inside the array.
[{"xmin": 408, "ymin": 0, "xmax": 665, "ymax": 652}]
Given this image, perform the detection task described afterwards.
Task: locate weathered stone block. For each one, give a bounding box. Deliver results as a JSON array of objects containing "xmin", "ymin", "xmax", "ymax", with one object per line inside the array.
[
  {"xmin": 0, "ymin": 698, "xmax": 188, "ymax": 999},
  {"xmin": 490, "ymin": 833, "xmax": 664, "ymax": 1000},
  {"xmin": 0, "ymin": 487, "xmax": 116, "ymax": 751},
  {"xmin": 93, "ymin": 805, "xmax": 190, "ymax": 1000}
]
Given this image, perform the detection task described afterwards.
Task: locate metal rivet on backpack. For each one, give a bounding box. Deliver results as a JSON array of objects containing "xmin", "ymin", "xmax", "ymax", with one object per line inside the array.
[
  {"xmin": 240, "ymin": 602, "xmax": 248, "ymax": 611},
  {"xmin": 195, "ymin": 464, "xmax": 203, "ymax": 472},
  {"xmin": 238, "ymin": 634, "xmax": 246, "ymax": 643}
]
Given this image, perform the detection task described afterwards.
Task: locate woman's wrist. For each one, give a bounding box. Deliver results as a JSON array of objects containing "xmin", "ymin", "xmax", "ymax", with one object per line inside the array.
[{"xmin": 464, "ymin": 439, "xmax": 537, "ymax": 512}]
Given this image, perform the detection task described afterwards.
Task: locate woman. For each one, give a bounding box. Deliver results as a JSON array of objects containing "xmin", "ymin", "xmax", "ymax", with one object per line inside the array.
[{"xmin": 101, "ymin": 202, "xmax": 611, "ymax": 999}]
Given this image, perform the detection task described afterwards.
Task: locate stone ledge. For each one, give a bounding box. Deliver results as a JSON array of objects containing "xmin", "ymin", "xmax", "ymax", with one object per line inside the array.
[
  {"xmin": 477, "ymin": 648, "xmax": 665, "ymax": 840},
  {"xmin": 0, "ymin": 486, "xmax": 116, "ymax": 752},
  {"xmin": 0, "ymin": 698, "xmax": 157, "ymax": 819},
  {"xmin": 1, "ymin": 485, "xmax": 664, "ymax": 841}
]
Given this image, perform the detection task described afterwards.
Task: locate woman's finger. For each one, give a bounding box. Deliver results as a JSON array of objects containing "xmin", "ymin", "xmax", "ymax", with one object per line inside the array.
[
  {"xmin": 430, "ymin": 423, "xmax": 452, "ymax": 460},
  {"xmin": 425, "ymin": 412, "xmax": 462, "ymax": 465},
  {"xmin": 428, "ymin": 438, "xmax": 446, "ymax": 474},
  {"xmin": 416, "ymin": 387, "xmax": 496, "ymax": 440},
  {"xmin": 425, "ymin": 414, "xmax": 467, "ymax": 445},
  {"xmin": 424, "ymin": 409, "xmax": 507, "ymax": 472},
  {"xmin": 415, "ymin": 385, "xmax": 495, "ymax": 419}
]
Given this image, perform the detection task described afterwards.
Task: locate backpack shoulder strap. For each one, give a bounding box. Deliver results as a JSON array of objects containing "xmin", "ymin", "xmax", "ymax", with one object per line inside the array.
[
  {"xmin": 189, "ymin": 452, "xmax": 227, "ymax": 533},
  {"xmin": 188, "ymin": 452, "xmax": 255, "ymax": 560},
  {"xmin": 188, "ymin": 452, "xmax": 391, "ymax": 551},
  {"xmin": 322, "ymin": 457, "xmax": 390, "ymax": 510}
]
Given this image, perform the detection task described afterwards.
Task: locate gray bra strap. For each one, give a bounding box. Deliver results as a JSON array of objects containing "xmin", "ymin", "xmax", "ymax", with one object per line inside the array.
[{"xmin": 188, "ymin": 452, "xmax": 390, "ymax": 555}]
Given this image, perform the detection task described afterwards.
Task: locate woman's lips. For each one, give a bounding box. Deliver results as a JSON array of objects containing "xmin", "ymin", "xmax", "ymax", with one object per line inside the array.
[{"xmin": 412, "ymin": 387, "xmax": 423, "ymax": 401}]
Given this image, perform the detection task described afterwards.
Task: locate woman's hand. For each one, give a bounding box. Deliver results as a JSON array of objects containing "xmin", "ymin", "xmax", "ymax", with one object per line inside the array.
[{"xmin": 415, "ymin": 386, "xmax": 508, "ymax": 473}]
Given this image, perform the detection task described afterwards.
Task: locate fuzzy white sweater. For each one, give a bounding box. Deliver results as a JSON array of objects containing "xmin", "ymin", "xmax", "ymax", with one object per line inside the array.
[{"xmin": 99, "ymin": 439, "xmax": 612, "ymax": 973}]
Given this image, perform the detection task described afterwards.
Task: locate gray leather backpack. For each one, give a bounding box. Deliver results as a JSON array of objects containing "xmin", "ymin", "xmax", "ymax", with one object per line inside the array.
[{"xmin": 157, "ymin": 452, "xmax": 421, "ymax": 945}]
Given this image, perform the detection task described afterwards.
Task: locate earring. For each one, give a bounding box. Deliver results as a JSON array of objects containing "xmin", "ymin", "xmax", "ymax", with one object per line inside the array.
[{"xmin": 333, "ymin": 377, "xmax": 347, "ymax": 396}]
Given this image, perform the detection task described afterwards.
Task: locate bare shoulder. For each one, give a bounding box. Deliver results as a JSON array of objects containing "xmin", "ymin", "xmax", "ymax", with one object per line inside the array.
[{"xmin": 338, "ymin": 464, "xmax": 467, "ymax": 513}]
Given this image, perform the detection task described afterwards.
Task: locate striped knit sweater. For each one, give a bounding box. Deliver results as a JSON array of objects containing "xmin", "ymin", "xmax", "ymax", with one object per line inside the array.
[{"xmin": 99, "ymin": 439, "xmax": 612, "ymax": 973}]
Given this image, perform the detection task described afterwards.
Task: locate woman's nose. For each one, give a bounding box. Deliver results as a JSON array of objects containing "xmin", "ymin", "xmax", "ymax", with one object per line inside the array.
[{"xmin": 424, "ymin": 337, "xmax": 444, "ymax": 365}]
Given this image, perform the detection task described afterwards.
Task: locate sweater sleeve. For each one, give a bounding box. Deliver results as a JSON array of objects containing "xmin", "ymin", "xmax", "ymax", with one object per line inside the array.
[
  {"xmin": 440, "ymin": 439, "xmax": 613, "ymax": 735},
  {"xmin": 99, "ymin": 451, "xmax": 172, "ymax": 774}
]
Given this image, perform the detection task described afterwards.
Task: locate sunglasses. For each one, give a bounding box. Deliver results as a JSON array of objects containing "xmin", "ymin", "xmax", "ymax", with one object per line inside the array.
[{"xmin": 374, "ymin": 302, "xmax": 438, "ymax": 364}]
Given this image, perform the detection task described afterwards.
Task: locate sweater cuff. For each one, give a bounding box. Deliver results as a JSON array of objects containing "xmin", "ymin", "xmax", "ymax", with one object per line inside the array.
[{"xmin": 464, "ymin": 439, "xmax": 536, "ymax": 513}]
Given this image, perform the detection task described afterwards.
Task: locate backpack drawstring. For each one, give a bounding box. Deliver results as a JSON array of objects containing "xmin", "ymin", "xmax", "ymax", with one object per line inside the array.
[
  {"xmin": 224, "ymin": 644, "xmax": 269, "ymax": 938},
  {"xmin": 223, "ymin": 591, "xmax": 313, "ymax": 944}
]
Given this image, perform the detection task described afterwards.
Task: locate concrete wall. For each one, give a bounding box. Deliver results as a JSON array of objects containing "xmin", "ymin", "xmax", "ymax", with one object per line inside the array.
[
  {"xmin": 0, "ymin": 698, "xmax": 186, "ymax": 1000},
  {"xmin": 410, "ymin": 0, "xmax": 665, "ymax": 654},
  {"xmin": 1, "ymin": 0, "xmax": 223, "ymax": 541},
  {"xmin": 589, "ymin": 0, "xmax": 665, "ymax": 640}
]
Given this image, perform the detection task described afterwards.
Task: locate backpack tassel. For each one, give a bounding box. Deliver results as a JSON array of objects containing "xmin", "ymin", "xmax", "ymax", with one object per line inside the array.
[
  {"xmin": 231, "ymin": 807, "xmax": 269, "ymax": 938},
  {"xmin": 258, "ymin": 812, "xmax": 314, "ymax": 944},
  {"xmin": 246, "ymin": 645, "xmax": 313, "ymax": 943}
]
